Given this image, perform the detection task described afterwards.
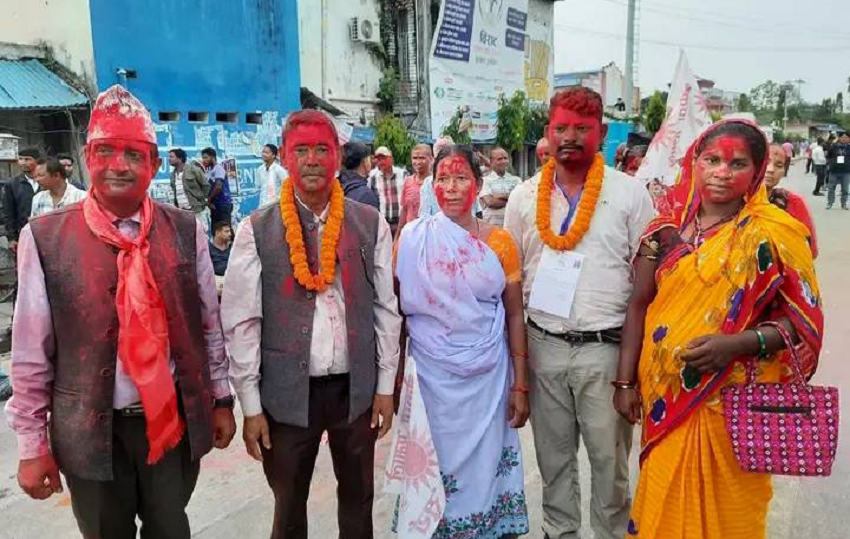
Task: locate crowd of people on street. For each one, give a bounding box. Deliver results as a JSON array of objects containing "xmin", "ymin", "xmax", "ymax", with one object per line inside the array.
[{"xmin": 0, "ymin": 81, "xmax": 832, "ymax": 539}]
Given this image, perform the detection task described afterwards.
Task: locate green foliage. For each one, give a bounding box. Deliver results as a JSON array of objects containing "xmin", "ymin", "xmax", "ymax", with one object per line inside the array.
[
  {"xmin": 644, "ymin": 91, "xmax": 666, "ymax": 134},
  {"xmin": 441, "ymin": 108, "xmax": 472, "ymax": 145},
  {"xmin": 496, "ymin": 91, "xmax": 530, "ymax": 152},
  {"xmin": 373, "ymin": 114, "xmax": 416, "ymax": 167},
  {"xmin": 376, "ymin": 68, "xmax": 399, "ymax": 113},
  {"xmin": 737, "ymin": 94, "xmax": 753, "ymax": 113}
]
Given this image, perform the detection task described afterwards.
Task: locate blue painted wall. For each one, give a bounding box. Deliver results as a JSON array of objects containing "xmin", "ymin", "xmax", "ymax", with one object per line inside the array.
[{"xmin": 89, "ymin": 0, "xmax": 301, "ymax": 221}]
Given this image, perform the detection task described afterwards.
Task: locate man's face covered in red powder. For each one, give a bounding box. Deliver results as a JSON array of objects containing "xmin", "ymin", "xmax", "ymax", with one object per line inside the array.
[
  {"xmin": 548, "ymin": 106, "xmax": 606, "ymax": 168},
  {"xmin": 283, "ymin": 123, "xmax": 339, "ymax": 194},
  {"xmin": 434, "ymin": 154, "xmax": 478, "ymax": 218},
  {"xmin": 86, "ymin": 139, "xmax": 159, "ymax": 207},
  {"xmin": 695, "ymin": 135, "xmax": 756, "ymax": 204}
]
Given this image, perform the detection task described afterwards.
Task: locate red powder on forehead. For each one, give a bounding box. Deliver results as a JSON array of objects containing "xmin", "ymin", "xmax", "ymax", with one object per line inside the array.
[{"xmin": 549, "ymin": 87, "xmax": 603, "ymax": 121}]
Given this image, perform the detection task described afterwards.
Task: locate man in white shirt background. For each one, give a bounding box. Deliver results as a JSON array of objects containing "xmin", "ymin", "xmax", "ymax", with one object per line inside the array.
[
  {"xmin": 256, "ymin": 143, "xmax": 287, "ymax": 207},
  {"xmin": 368, "ymin": 146, "xmax": 405, "ymax": 234},
  {"xmin": 30, "ymin": 157, "xmax": 87, "ymax": 218},
  {"xmin": 479, "ymin": 146, "xmax": 521, "ymax": 227}
]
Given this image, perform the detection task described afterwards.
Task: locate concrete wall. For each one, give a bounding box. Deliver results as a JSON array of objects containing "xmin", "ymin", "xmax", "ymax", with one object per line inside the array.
[
  {"xmin": 88, "ymin": 0, "xmax": 302, "ymax": 222},
  {"xmin": 1, "ymin": 0, "xmax": 96, "ymax": 92},
  {"xmin": 298, "ymin": 0, "xmax": 384, "ymax": 124}
]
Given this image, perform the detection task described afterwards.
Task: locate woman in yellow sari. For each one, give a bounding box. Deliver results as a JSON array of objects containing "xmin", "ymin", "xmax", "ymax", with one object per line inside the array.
[{"xmin": 613, "ymin": 119, "xmax": 823, "ymax": 539}]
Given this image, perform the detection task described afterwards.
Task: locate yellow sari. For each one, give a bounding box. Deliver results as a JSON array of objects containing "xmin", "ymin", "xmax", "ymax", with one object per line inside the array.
[{"xmin": 628, "ymin": 122, "xmax": 823, "ymax": 539}]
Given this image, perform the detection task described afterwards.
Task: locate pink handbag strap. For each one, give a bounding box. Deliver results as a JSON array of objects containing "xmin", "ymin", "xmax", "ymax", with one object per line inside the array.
[{"xmin": 744, "ymin": 322, "xmax": 807, "ymax": 386}]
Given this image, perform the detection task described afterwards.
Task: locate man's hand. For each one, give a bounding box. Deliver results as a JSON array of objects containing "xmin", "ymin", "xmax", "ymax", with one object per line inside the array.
[
  {"xmin": 212, "ymin": 407, "xmax": 237, "ymax": 449},
  {"xmin": 508, "ymin": 392, "xmax": 529, "ymax": 429},
  {"xmin": 243, "ymin": 413, "xmax": 271, "ymax": 462},
  {"xmin": 18, "ymin": 454, "xmax": 63, "ymax": 500},
  {"xmin": 8, "ymin": 240, "xmax": 17, "ymax": 253},
  {"xmin": 371, "ymin": 394, "xmax": 394, "ymax": 440}
]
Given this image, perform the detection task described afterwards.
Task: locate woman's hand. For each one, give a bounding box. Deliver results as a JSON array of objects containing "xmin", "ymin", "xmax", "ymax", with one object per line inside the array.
[
  {"xmin": 681, "ymin": 333, "xmax": 740, "ymax": 373},
  {"xmin": 613, "ymin": 387, "xmax": 642, "ymax": 425},
  {"xmin": 509, "ymin": 391, "xmax": 530, "ymax": 429}
]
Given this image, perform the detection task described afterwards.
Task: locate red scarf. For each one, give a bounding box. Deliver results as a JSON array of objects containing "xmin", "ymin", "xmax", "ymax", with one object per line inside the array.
[{"xmin": 82, "ymin": 194, "xmax": 184, "ymax": 464}]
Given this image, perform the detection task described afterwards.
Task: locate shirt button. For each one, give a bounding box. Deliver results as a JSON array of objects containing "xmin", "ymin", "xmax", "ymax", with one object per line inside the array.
[{"xmin": 301, "ymin": 326, "xmax": 309, "ymax": 335}]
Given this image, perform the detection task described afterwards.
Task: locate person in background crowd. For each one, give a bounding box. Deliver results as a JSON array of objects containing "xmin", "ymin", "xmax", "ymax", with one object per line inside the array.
[
  {"xmin": 256, "ymin": 143, "xmax": 287, "ymax": 207},
  {"xmin": 764, "ymin": 144, "xmax": 818, "ymax": 257},
  {"xmin": 6, "ymin": 84, "xmax": 235, "ymax": 539},
  {"xmin": 57, "ymin": 153, "xmax": 85, "ymax": 190},
  {"xmin": 805, "ymin": 143, "xmax": 813, "ymax": 174},
  {"xmin": 209, "ymin": 220, "xmax": 232, "ymax": 297},
  {"xmin": 782, "ymin": 138, "xmax": 794, "ymax": 172},
  {"xmin": 368, "ymin": 146, "xmax": 405, "ymax": 235},
  {"xmin": 480, "ymin": 147, "xmax": 521, "ymax": 227},
  {"xmin": 504, "ymin": 87, "xmax": 655, "ymax": 539},
  {"xmin": 616, "ymin": 119, "xmax": 822, "ymax": 539},
  {"xmin": 169, "ymin": 148, "xmax": 211, "ymax": 234},
  {"xmin": 222, "ymin": 110, "xmax": 400, "ymax": 539},
  {"xmin": 396, "ymin": 143, "xmax": 432, "ymax": 236},
  {"xmin": 419, "ymin": 136, "xmax": 482, "ymax": 218},
  {"xmin": 339, "ymin": 142, "xmax": 379, "ymax": 209},
  {"xmin": 826, "ymin": 132, "xmax": 850, "ymax": 210},
  {"xmin": 812, "ymin": 137, "xmax": 827, "ymax": 196},
  {"xmin": 3, "ymin": 147, "xmax": 41, "ymax": 252},
  {"xmin": 393, "ymin": 145, "xmax": 530, "ymax": 538},
  {"xmin": 30, "ymin": 157, "xmax": 87, "ymax": 218},
  {"xmin": 202, "ymin": 147, "xmax": 233, "ymax": 226}
]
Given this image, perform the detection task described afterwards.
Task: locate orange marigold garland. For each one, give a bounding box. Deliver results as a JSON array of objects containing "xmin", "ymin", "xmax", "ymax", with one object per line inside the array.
[
  {"xmin": 536, "ymin": 153, "xmax": 605, "ymax": 251},
  {"xmin": 279, "ymin": 177, "xmax": 345, "ymax": 292}
]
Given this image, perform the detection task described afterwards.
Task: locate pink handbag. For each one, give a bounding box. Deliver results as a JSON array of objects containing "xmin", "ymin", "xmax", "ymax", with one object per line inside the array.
[{"xmin": 722, "ymin": 323, "xmax": 839, "ymax": 476}]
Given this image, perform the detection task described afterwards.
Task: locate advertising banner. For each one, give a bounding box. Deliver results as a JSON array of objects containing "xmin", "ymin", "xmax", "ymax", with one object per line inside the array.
[{"xmin": 429, "ymin": 0, "xmax": 530, "ymax": 142}]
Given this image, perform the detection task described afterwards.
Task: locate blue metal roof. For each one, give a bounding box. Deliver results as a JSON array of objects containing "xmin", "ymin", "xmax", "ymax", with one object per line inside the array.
[{"xmin": 0, "ymin": 59, "xmax": 88, "ymax": 110}]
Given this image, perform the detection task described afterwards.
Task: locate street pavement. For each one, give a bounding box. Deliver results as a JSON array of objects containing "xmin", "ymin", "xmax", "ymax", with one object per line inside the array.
[{"xmin": 0, "ymin": 161, "xmax": 848, "ymax": 538}]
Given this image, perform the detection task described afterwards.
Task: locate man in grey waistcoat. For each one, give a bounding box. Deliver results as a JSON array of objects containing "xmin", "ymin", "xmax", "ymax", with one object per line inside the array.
[{"xmin": 222, "ymin": 109, "xmax": 401, "ymax": 539}]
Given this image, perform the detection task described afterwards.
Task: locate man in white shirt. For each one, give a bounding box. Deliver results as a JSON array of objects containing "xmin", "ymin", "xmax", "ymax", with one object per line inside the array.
[
  {"xmin": 222, "ymin": 110, "xmax": 401, "ymax": 538},
  {"xmin": 256, "ymin": 143, "xmax": 287, "ymax": 207},
  {"xmin": 368, "ymin": 146, "xmax": 405, "ymax": 234},
  {"xmin": 30, "ymin": 157, "xmax": 87, "ymax": 218},
  {"xmin": 504, "ymin": 87, "xmax": 655, "ymax": 539},
  {"xmin": 479, "ymin": 147, "xmax": 521, "ymax": 227}
]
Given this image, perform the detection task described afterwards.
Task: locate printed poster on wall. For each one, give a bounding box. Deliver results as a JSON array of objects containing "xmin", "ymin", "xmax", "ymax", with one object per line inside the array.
[{"xmin": 430, "ymin": 0, "xmax": 530, "ymax": 142}]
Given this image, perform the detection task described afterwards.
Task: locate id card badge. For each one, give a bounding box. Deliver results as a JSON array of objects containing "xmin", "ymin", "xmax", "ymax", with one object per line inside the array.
[{"xmin": 528, "ymin": 248, "xmax": 585, "ymax": 320}]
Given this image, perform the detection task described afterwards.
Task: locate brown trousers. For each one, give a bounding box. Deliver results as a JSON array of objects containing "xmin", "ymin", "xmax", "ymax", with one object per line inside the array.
[
  {"xmin": 65, "ymin": 413, "xmax": 200, "ymax": 539},
  {"xmin": 261, "ymin": 375, "xmax": 377, "ymax": 539}
]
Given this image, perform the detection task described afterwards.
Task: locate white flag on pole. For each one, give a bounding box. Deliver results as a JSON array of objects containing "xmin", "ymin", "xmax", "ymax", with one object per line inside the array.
[
  {"xmin": 636, "ymin": 50, "xmax": 711, "ymax": 186},
  {"xmin": 384, "ymin": 357, "xmax": 445, "ymax": 539}
]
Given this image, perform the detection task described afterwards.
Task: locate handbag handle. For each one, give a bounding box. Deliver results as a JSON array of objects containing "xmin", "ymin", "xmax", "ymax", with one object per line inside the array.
[{"xmin": 744, "ymin": 321, "xmax": 807, "ymax": 385}]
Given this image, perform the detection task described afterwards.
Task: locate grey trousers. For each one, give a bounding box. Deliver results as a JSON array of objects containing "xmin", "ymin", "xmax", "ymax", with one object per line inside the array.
[
  {"xmin": 65, "ymin": 413, "xmax": 200, "ymax": 539},
  {"xmin": 527, "ymin": 325, "xmax": 632, "ymax": 539}
]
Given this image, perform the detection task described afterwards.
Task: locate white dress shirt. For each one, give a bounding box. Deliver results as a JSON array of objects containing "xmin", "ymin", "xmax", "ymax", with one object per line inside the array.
[
  {"xmin": 222, "ymin": 198, "xmax": 402, "ymax": 418},
  {"xmin": 480, "ymin": 171, "xmax": 521, "ymax": 227},
  {"xmin": 504, "ymin": 166, "xmax": 655, "ymax": 332}
]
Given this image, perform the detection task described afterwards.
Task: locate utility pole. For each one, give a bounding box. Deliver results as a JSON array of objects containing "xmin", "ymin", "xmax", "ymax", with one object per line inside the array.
[{"xmin": 624, "ymin": 0, "xmax": 636, "ymax": 115}]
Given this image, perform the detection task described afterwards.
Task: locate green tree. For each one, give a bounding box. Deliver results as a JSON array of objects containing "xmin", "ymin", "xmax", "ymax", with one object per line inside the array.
[
  {"xmin": 441, "ymin": 107, "xmax": 472, "ymax": 145},
  {"xmin": 373, "ymin": 114, "xmax": 415, "ymax": 167},
  {"xmin": 496, "ymin": 91, "xmax": 529, "ymax": 153},
  {"xmin": 644, "ymin": 91, "xmax": 666, "ymax": 134},
  {"xmin": 737, "ymin": 93, "xmax": 753, "ymax": 113}
]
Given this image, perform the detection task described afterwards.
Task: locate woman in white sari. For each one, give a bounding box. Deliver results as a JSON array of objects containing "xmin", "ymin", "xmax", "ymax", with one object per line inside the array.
[{"xmin": 394, "ymin": 146, "xmax": 531, "ymax": 539}]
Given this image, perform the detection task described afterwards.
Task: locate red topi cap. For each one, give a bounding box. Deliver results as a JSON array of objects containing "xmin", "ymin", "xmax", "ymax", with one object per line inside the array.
[{"xmin": 87, "ymin": 85, "xmax": 156, "ymax": 145}]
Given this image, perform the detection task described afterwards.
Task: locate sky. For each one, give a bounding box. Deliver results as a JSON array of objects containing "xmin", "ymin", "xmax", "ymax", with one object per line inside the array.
[{"xmin": 553, "ymin": 0, "xmax": 849, "ymax": 103}]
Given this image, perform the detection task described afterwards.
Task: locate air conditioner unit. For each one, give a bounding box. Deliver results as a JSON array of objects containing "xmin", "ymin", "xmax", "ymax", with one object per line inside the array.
[{"xmin": 350, "ymin": 16, "xmax": 380, "ymax": 44}]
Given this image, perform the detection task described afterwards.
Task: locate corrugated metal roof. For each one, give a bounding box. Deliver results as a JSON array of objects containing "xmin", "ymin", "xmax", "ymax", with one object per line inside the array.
[{"xmin": 0, "ymin": 59, "xmax": 88, "ymax": 110}]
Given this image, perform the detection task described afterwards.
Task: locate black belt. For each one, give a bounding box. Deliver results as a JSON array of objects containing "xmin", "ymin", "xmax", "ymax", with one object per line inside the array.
[{"xmin": 528, "ymin": 318, "xmax": 622, "ymax": 344}]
